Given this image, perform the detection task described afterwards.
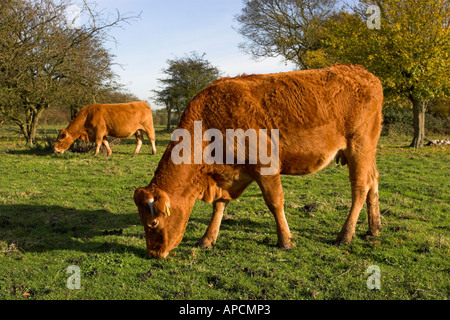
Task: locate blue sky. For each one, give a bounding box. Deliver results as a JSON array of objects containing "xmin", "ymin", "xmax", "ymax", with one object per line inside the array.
[{"xmin": 78, "ymin": 0, "xmax": 296, "ymax": 106}]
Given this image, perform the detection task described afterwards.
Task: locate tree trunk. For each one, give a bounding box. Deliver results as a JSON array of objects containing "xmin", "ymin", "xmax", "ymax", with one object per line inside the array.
[
  {"xmin": 70, "ymin": 105, "xmax": 77, "ymax": 120},
  {"xmin": 26, "ymin": 113, "xmax": 39, "ymax": 147},
  {"xmin": 166, "ymin": 103, "xmax": 172, "ymax": 132},
  {"xmin": 24, "ymin": 105, "xmax": 45, "ymax": 147},
  {"xmin": 410, "ymin": 98, "xmax": 427, "ymax": 148},
  {"xmin": 19, "ymin": 123, "xmax": 30, "ymax": 145}
]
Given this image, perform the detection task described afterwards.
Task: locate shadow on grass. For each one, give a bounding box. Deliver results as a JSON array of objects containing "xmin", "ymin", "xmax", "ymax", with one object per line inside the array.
[
  {"xmin": 0, "ymin": 204, "xmax": 146, "ymax": 258},
  {"xmin": 187, "ymin": 216, "xmax": 273, "ymax": 235},
  {"xmin": 1, "ymin": 201, "xmax": 344, "ymax": 257},
  {"xmin": 5, "ymin": 128, "xmax": 171, "ymax": 157},
  {"xmin": 7, "ymin": 148, "xmax": 54, "ymax": 157}
]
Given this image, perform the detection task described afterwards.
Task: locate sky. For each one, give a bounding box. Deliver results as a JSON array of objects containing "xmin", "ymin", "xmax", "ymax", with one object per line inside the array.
[{"xmin": 75, "ymin": 0, "xmax": 297, "ymax": 107}]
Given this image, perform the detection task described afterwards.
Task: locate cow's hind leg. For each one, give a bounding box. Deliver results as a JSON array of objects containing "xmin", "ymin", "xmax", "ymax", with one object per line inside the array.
[
  {"xmin": 366, "ymin": 162, "xmax": 381, "ymax": 238},
  {"xmin": 134, "ymin": 130, "xmax": 144, "ymax": 154},
  {"xmin": 335, "ymin": 148, "xmax": 377, "ymax": 245},
  {"xmin": 140, "ymin": 122, "xmax": 156, "ymax": 155},
  {"xmin": 144, "ymin": 127, "xmax": 157, "ymax": 155},
  {"xmin": 150, "ymin": 139, "xmax": 157, "ymax": 155},
  {"xmin": 255, "ymin": 174, "xmax": 292, "ymax": 250},
  {"xmin": 197, "ymin": 200, "xmax": 229, "ymax": 249}
]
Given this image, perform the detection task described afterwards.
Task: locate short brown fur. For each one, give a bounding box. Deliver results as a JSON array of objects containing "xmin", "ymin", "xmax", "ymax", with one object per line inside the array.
[{"xmin": 134, "ymin": 64, "xmax": 383, "ymax": 258}]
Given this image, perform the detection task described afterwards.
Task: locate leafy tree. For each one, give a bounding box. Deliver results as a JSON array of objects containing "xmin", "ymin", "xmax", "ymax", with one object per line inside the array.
[
  {"xmin": 153, "ymin": 86, "xmax": 178, "ymax": 131},
  {"xmin": 153, "ymin": 52, "xmax": 221, "ymax": 130},
  {"xmin": 234, "ymin": 0, "xmax": 449, "ymax": 147},
  {"xmin": 324, "ymin": 0, "xmax": 450, "ymax": 147},
  {"xmin": 235, "ymin": 0, "xmax": 338, "ymax": 69},
  {"xmin": 0, "ymin": 0, "xmax": 137, "ymax": 146},
  {"xmin": 99, "ymin": 90, "xmax": 141, "ymax": 105}
]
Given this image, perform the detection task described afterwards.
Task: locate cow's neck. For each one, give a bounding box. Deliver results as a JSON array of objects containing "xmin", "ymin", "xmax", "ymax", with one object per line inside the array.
[
  {"xmin": 67, "ymin": 110, "xmax": 88, "ymax": 138},
  {"xmin": 149, "ymin": 143, "xmax": 204, "ymax": 201},
  {"xmin": 149, "ymin": 112, "xmax": 217, "ymax": 204}
]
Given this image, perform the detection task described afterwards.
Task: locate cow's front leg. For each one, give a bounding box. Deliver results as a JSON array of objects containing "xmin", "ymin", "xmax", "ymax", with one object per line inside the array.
[
  {"xmin": 255, "ymin": 174, "xmax": 292, "ymax": 250},
  {"xmin": 197, "ymin": 200, "xmax": 228, "ymax": 249},
  {"xmin": 94, "ymin": 139, "xmax": 102, "ymax": 156}
]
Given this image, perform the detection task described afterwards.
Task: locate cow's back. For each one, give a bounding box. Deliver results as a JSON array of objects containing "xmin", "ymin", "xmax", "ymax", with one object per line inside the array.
[
  {"xmin": 181, "ymin": 64, "xmax": 381, "ymax": 134},
  {"xmin": 177, "ymin": 64, "xmax": 383, "ymax": 175},
  {"xmin": 83, "ymin": 101, "xmax": 153, "ymax": 138}
]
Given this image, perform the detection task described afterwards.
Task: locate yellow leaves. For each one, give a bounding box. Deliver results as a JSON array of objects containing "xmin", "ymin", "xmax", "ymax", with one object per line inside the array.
[
  {"xmin": 323, "ymin": 0, "xmax": 448, "ymax": 99},
  {"xmin": 303, "ymin": 49, "xmax": 331, "ymax": 69}
]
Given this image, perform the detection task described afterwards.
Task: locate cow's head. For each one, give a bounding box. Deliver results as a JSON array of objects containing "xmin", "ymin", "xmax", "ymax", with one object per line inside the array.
[
  {"xmin": 54, "ymin": 129, "xmax": 88, "ymax": 154},
  {"xmin": 134, "ymin": 187, "xmax": 191, "ymax": 259},
  {"xmin": 54, "ymin": 129, "xmax": 75, "ymax": 154}
]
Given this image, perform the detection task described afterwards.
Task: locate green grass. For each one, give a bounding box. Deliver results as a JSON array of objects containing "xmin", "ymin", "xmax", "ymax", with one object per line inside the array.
[{"xmin": 0, "ymin": 125, "xmax": 449, "ymax": 300}]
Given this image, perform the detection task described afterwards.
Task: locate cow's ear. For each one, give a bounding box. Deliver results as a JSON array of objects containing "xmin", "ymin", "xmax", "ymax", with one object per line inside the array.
[
  {"xmin": 154, "ymin": 190, "xmax": 171, "ymax": 217},
  {"xmin": 134, "ymin": 188, "xmax": 153, "ymax": 208},
  {"xmin": 164, "ymin": 203, "xmax": 171, "ymax": 217},
  {"xmin": 57, "ymin": 130, "xmax": 66, "ymax": 140}
]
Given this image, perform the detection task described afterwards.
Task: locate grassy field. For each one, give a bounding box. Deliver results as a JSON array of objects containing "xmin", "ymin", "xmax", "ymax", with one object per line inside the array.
[{"xmin": 0, "ymin": 125, "xmax": 449, "ymax": 300}]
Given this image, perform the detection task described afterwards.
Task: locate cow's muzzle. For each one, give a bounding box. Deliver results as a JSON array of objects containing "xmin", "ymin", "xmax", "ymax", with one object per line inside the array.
[{"xmin": 147, "ymin": 249, "xmax": 169, "ymax": 259}]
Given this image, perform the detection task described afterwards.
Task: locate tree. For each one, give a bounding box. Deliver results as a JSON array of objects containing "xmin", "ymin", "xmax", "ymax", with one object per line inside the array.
[
  {"xmin": 56, "ymin": 35, "xmax": 121, "ymax": 120},
  {"xmin": 152, "ymin": 52, "xmax": 221, "ymax": 130},
  {"xmin": 0, "ymin": 0, "xmax": 138, "ymax": 146},
  {"xmin": 323, "ymin": 0, "xmax": 450, "ymax": 147},
  {"xmin": 153, "ymin": 86, "xmax": 178, "ymax": 131},
  {"xmin": 235, "ymin": 0, "xmax": 338, "ymax": 69},
  {"xmin": 99, "ymin": 90, "xmax": 140, "ymax": 105}
]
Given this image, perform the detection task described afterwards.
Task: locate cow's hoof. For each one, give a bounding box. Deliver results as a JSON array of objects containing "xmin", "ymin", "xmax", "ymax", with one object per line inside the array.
[
  {"xmin": 334, "ymin": 235, "xmax": 353, "ymax": 246},
  {"xmin": 363, "ymin": 231, "xmax": 380, "ymax": 242},
  {"xmin": 334, "ymin": 239, "xmax": 350, "ymax": 246},
  {"xmin": 334, "ymin": 229, "xmax": 356, "ymax": 246},
  {"xmin": 277, "ymin": 241, "xmax": 292, "ymax": 251},
  {"xmin": 196, "ymin": 237, "xmax": 215, "ymax": 249},
  {"xmin": 364, "ymin": 229, "xmax": 380, "ymax": 238}
]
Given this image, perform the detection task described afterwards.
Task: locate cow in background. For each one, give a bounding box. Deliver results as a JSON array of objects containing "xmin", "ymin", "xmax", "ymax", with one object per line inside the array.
[{"xmin": 54, "ymin": 101, "xmax": 157, "ymax": 156}]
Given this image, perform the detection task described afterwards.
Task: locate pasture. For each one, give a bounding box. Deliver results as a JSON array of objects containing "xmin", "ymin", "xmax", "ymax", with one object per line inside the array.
[{"xmin": 0, "ymin": 125, "xmax": 448, "ymax": 300}]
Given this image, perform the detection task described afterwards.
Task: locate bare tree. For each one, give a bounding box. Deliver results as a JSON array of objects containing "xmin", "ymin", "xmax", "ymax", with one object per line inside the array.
[{"xmin": 235, "ymin": 0, "xmax": 338, "ymax": 69}]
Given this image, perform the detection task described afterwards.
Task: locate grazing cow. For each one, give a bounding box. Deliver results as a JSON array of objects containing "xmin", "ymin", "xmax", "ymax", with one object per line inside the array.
[
  {"xmin": 54, "ymin": 101, "xmax": 157, "ymax": 156},
  {"xmin": 134, "ymin": 64, "xmax": 383, "ymax": 258}
]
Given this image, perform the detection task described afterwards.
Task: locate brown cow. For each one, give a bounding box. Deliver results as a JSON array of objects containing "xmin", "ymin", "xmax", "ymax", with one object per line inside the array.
[
  {"xmin": 54, "ymin": 101, "xmax": 157, "ymax": 156},
  {"xmin": 134, "ymin": 64, "xmax": 383, "ymax": 258}
]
